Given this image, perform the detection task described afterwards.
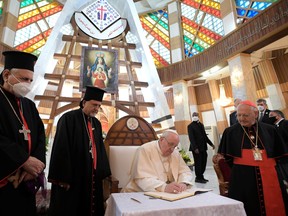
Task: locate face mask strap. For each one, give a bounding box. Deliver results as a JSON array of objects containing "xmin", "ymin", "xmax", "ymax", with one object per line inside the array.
[{"xmin": 10, "ymin": 72, "xmax": 22, "ymax": 84}]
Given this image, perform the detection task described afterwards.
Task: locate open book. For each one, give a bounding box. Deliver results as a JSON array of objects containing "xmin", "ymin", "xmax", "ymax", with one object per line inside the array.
[{"xmin": 144, "ymin": 188, "xmax": 212, "ymax": 201}]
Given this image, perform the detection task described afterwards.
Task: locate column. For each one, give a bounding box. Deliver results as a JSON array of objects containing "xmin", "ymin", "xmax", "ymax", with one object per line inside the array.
[
  {"xmin": 228, "ymin": 53, "xmax": 257, "ymax": 102},
  {"xmin": 173, "ymin": 80, "xmax": 190, "ymax": 151},
  {"xmin": 167, "ymin": 2, "xmax": 189, "ymax": 149},
  {"xmin": 187, "ymin": 81, "xmax": 197, "ymax": 115},
  {"xmin": 0, "ymin": 0, "xmax": 20, "ymax": 46},
  {"xmin": 208, "ymin": 80, "xmax": 228, "ymax": 135},
  {"xmin": 167, "ymin": 1, "xmax": 183, "ymax": 63},
  {"xmin": 220, "ymin": 0, "xmax": 237, "ymax": 35},
  {"xmin": 258, "ymin": 60, "xmax": 286, "ymax": 110}
]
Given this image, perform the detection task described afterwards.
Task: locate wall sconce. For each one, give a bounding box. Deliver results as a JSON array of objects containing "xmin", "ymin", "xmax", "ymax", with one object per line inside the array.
[
  {"xmin": 174, "ymin": 92, "xmax": 183, "ymax": 104},
  {"xmin": 231, "ymin": 67, "xmax": 243, "ymax": 88},
  {"xmin": 218, "ymin": 79, "xmax": 232, "ymax": 107}
]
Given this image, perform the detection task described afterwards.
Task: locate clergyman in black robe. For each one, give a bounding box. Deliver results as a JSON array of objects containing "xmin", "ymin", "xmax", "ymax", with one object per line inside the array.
[
  {"xmin": 48, "ymin": 86, "xmax": 111, "ymax": 216},
  {"xmin": 0, "ymin": 51, "xmax": 46, "ymax": 216},
  {"xmin": 218, "ymin": 100, "xmax": 288, "ymax": 216}
]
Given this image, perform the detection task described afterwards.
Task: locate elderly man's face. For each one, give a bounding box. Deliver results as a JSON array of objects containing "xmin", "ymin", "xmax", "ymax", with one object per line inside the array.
[
  {"xmin": 82, "ymin": 100, "xmax": 101, "ymax": 117},
  {"xmin": 159, "ymin": 134, "xmax": 179, "ymax": 157},
  {"xmin": 237, "ymin": 104, "xmax": 258, "ymax": 127}
]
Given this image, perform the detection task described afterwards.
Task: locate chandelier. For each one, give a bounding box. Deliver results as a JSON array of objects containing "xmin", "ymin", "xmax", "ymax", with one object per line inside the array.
[{"xmin": 218, "ymin": 79, "xmax": 232, "ymax": 107}]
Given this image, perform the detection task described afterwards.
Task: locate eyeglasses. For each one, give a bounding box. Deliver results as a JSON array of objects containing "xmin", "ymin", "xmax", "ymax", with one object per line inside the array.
[{"xmin": 163, "ymin": 137, "xmax": 179, "ymax": 151}]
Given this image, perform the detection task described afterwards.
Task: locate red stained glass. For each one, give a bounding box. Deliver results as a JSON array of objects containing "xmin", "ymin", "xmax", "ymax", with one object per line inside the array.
[
  {"xmin": 17, "ymin": 6, "xmax": 62, "ymax": 29},
  {"xmin": 15, "ymin": 29, "xmax": 51, "ymax": 51},
  {"xmin": 150, "ymin": 48, "xmax": 169, "ymax": 67},
  {"xmin": 142, "ymin": 22, "xmax": 170, "ymax": 49}
]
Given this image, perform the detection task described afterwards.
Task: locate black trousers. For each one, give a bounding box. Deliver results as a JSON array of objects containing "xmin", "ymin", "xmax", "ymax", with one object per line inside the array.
[{"xmin": 192, "ymin": 151, "xmax": 208, "ymax": 179}]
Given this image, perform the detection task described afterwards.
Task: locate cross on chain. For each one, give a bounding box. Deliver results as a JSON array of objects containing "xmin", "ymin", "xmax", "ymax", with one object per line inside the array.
[{"xmin": 19, "ymin": 125, "xmax": 30, "ymax": 141}]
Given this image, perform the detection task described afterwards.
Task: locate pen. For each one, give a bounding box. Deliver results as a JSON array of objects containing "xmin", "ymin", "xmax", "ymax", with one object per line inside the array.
[{"xmin": 130, "ymin": 197, "xmax": 142, "ymax": 203}]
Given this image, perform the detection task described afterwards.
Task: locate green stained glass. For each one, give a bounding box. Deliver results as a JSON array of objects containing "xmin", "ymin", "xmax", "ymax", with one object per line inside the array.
[
  {"xmin": 181, "ymin": 0, "xmax": 224, "ymax": 59},
  {"xmin": 140, "ymin": 9, "xmax": 170, "ymax": 68},
  {"xmin": 184, "ymin": 36, "xmax": 193, "ymax": 45},
  {"xmin": 0, "ymin": 1, "xmax": 3, "ymax": 16}
]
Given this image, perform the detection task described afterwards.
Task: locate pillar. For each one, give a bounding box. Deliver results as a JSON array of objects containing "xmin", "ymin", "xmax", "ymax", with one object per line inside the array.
[
  {"xmin": 228, "ymin": 53, "xmax": 257, "ymax": 102},
  {"xmin": 220, "ymin": 0, "xmax": 237, "ymax": 35},
  {"xmin": 0, "ymin": 0, "xmax": 20, "ymax": 46},
  {"xmin": 208, "ymin": 80, "xmax": 228, "ymax": 135},
  {"xmin": 258, "ymin": 60, "xmax": 286, "ymax": 110},
  {"xmin": 173, "ymin": 81, "xmax": 190, "ymax": 151},
  {"xmin": 167, "ymin": 1, "xmax": 183, "ymax": 63}
]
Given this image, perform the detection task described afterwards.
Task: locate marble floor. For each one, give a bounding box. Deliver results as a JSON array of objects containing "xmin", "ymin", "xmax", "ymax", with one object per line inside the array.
[{"xmin": 192, "ymin": 166, "xmax": 220, "ymax": 195}]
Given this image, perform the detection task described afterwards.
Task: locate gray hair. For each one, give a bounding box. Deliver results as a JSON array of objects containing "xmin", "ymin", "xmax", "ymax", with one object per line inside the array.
[{"xmin": 161, "ymin": 129, "xmax": 179, "ymax": 138}]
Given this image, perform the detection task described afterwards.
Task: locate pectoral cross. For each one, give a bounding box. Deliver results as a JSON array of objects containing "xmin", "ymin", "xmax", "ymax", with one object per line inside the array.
[
  {"xmin": 89, "ymin": 140, "xmax": 93, "ymax": 158},
  {"xmin": 19, "ymin": 125, "xmax": 30, "ymax": 141}
]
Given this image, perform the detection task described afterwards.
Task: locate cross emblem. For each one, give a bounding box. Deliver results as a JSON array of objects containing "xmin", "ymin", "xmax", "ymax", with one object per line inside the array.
[
  {"xmin": 19, "ymin": 125, "xmax": 31, "ymax": 141},
  {"xmin": 97, "ymin": 5, "xmax": 107, "ymax": 20}
]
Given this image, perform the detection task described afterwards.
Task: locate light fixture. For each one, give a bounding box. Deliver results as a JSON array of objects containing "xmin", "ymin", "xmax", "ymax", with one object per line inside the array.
[
  {"xmin": 218, "ymin": 77, "xmax": 232, "ymax": 107},
  {"xmin": 231, "ymin": 66, "xmax": 243, "ymax": 88}
]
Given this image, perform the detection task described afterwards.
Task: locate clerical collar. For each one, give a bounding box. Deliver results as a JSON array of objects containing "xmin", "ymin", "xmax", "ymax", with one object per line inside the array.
[
  {"xmin": 242, "ymin": 123, "xmax": 257, "ymax": 130},
  {"xmin": 275, "ymin": 118, "xmax": 284, "ymax": 126}
]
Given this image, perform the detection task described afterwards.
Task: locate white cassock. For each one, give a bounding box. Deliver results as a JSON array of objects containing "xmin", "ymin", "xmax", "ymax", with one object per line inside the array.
[{"xmin": 121, "ymin": 140, "xmax": 193, "ymax": 192}]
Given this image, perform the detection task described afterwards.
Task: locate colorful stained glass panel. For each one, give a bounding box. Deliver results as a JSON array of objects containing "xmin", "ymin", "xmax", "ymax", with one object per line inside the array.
[
  {"xmin": 14, "ymin": 0, "xmax": 63, "ymax": 55},
  {"xmin": 140, "ymin": 9, "xmax": 170, "ymax": 68},
  {"xmin": 235, "ymin": 0, "xmax": 278, "ymax": 25},
  {"xmin": 181, "ymin": 0, "xmax": 224, "ymax": 58}
]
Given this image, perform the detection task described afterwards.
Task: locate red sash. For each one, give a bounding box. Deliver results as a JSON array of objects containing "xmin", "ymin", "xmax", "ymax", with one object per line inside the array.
[
  {"xmin": 234, "ymin": 149, "xmax": 285, "ymax": 216},
  {"xmin": 88, "ymin": 121, "xmax": 97, "ymax": 170}
]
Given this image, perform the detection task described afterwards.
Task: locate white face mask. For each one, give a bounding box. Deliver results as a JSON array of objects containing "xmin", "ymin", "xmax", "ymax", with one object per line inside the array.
[
  {"xmin": 8, "ymin": 74, "xmax": 32, "ymax": 97},
  {"xmin": 257, "ymin": 105, "xmax": 264, "ymax": 112},
  {"xmin": 192, "ymin": 116, "xmax": 199, "ymax": 122}
]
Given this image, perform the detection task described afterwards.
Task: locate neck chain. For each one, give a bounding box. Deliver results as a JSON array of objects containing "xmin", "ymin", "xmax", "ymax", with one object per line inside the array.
[
  {"xmin": 0, "ymin": 87, "xmax": 23, "ymax": 125},
  {"xmin": 241, "ymin": 122, "xmax": 263, "ymax": 161},
  {"xmin": 241, "ymin": 123, "xmax": 259, "ymax": 148},
  {"xmin": 0, "ymin": 88, "xmax": 30, "ymax": 140},
  {"xmin": 82, "ymin": 111, "xmax": 92, "ymax": 152}
]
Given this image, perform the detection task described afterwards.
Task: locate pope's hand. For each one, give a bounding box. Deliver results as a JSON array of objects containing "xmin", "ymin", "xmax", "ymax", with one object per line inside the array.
[{"xmin": 165, "ymin": 182, "xmax": 187, "ymax": 193}]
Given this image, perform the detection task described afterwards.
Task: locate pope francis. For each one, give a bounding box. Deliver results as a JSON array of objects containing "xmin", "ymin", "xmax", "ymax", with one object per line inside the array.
[{"xmin": 122, "ymin": 130, "xmax": 193, "ymax": 193}]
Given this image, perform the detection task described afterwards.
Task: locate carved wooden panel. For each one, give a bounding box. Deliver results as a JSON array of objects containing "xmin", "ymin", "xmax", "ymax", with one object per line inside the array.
[{"xmin": 105, "ymin": 115, "xmax": 158, "ymax": 146}]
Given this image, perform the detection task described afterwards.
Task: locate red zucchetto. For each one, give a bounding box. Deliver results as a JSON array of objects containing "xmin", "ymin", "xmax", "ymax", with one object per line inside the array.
[{"xmin": 239, "ymin": 100, "xmax": 257, "ymax": 108}]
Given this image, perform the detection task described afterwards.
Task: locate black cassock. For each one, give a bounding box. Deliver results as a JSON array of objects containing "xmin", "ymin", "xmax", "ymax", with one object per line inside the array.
[
  {"xmin": 218, "ymin": 122, "xmax": 288, "ymax": 216},
  {"xmin": 48, "ymin": 108, "xmax": 111, "ymax": 216},
  {"xmin": 0, "ymin": 87, "xmax": 46, "ymax": 216}
]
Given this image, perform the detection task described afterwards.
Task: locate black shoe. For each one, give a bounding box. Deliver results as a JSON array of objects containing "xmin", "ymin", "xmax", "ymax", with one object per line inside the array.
[
  {"xmin": 195, "ymin": 178, "xmax": 207, "ymax": 184},
  {"xmin": 203, "ymin": 178, "xmax": 209, "ymax": 182}
]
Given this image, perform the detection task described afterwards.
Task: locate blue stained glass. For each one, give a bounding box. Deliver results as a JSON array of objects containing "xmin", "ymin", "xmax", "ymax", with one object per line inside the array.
[
  {"xmin": 184, "ymin": 48, "xmax": 189, "ymax": 55},
  {"xmin": 163, "ymin": 12, "xmax": 168, "ymax": 18},
  {"xmin": 235, "ymin": 0, "xmax": 250, "ymax": 8},
  {"xmin": 188, "ymin": 53, "xmax": 193, "ymax": 57},
  {"xmin": 247, "ymin": 10, "xmax": 258, "ymax": 17},
  {"xmin": 184, "ymin": 43, "xmax": 190, "ymax": 49},
  {"xmin": 191, "ymin": 49, "xmax": 198, "ymax": 55},
  {"xmin": 251, "ymin": 2, "xmax": 271, "ymax": 10},
  {"xmin": 236, "ymin": 8, "xmax": 246, "ymax": 16}
]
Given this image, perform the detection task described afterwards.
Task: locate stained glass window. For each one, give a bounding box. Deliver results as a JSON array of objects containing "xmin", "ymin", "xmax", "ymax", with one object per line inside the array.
[
  {"xmin": 235, "ymin": 0, "xmax": 278, "ymax": 25},
  {"xmin": 181, "ymin": 0, "xmax": 224, "ymax": 58},
  {"xmin": 0, "ymin": 1, "xmax": 3, "ymax": 16},
  {"xmin": 14, "ymin": 0, "xmax": 63, "ymax": 56},
  {"xmin": 140, "ymin": 9, "xmax": 170, "ymax": 68}
]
